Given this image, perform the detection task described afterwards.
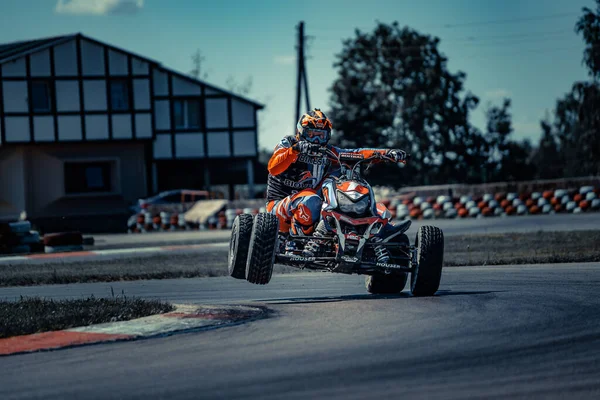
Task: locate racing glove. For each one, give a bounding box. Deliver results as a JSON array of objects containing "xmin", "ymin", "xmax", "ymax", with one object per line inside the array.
[
  {"xmin": 292, "ymin": 141, "xmax": 322, "ymax": 154},
  {"xmin": 386, "ymin": 149, "xmax": 408, "ymax": 162}
]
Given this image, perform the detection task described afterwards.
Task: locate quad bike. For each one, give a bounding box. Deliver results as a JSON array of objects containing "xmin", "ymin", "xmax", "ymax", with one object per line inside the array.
[{"xmin": 228, "ymin": 147, "xmax": 444, "ymax": 296}]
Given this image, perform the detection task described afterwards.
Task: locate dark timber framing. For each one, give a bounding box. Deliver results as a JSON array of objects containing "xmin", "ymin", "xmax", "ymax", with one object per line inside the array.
[
  {"xmin": 49, "ymin": 45, "xmax": 59, "ymax": 142},
  {"xmin": 168, "ymin": 73, "xmax": 175, "ymax": 158},
  {"xmin": 25, "ymin": 55, "xmax": 33, "ymax": 142},
  {"xmin": 0, "ymin": 64, "xmax": 4, "ymax": 144},
  {"xmin": 127, "ymin": 54, "xmax": 136, "ymax": 139},
  {"xmin": 75, "ymin": 35, "xmax": 86, "ymax": 140},
  {"xmin": 104, "ymin": 46, "xmax": 113, "ymax": 140},
  {"xmin": 200, "ymin": 84, "xmax": 208, "ymax": 158},
  {"xmin": 227, "ymin": 96, "xmax": 234, "ymax": 157}
]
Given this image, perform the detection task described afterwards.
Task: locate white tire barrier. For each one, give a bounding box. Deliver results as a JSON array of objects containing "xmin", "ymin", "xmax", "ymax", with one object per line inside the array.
[
  {"xmin": 422, "ymin": 209, "xmax": 434, "ymax": 219},
  {"xmin": 445, "ymin": 208, "xmax": 458, "ymax": 218},
  {"xmin": 45, "ymin": 245, "xmax": 84, "ymax": 253},
  {"xmin": 555, "ymin": 189, "xmax": 568, "ymax": 199},
  {"xmin": 585, "ymin": 192, "xmax": 597, "ymax": 201},
  {"xmin": 437, "ymin": 195, "xmax": 451, "ymax": 204}
]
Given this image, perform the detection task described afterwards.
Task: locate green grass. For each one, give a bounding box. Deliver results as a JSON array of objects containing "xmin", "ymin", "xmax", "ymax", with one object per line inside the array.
[
  {"xmin": 0, "ymin": 230, "xmax": 598, "ymax": 287},
  {"xmin": 443, "ymin": 230, "xmax": 600, "ymax": 266},
  {"xmin": 0, "ymin": 295, "xmax": 174, "ymax": 339}
]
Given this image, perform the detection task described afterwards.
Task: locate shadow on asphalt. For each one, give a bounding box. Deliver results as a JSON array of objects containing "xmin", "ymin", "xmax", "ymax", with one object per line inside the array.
[{"xmin": 259, "ymin": 290, "xmax": 501, "ymax": 305}]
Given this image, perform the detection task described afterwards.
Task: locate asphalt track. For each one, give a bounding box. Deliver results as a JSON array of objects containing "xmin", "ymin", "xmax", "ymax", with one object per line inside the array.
[
  {"xmin": 91, "ymin": 212, "xmax": 600, "ymax": 249},
  {"xmin": 2, "ymin": 263, "xmax": 600, "ymax": 399}
]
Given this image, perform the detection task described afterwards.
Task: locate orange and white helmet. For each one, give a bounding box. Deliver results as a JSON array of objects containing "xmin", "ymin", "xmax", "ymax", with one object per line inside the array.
[{"xmin": 296, "ymin": 108, "xmax": 333, "ymax": 145}]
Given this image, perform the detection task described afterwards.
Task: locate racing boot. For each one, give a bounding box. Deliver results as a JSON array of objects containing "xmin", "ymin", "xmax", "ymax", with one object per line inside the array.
[{"xmin": 302, "ymin": 220, "xmax": 330, "ymax": 257}]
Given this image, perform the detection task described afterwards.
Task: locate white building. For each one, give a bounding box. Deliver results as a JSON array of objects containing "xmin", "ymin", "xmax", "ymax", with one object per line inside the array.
[{"xmin": 0, "ymin": 33, "xmax": 263, "ymax": 231}]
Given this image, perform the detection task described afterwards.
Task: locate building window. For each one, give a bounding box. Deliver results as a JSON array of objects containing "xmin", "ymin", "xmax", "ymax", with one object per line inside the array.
[
  {"xmin": 31, "ymin": 81, "xmax": 52, "ymax": 112},
  {"xmin": 64, "ymin": 161, "xmax": 113, "ymax": 194},
  {"xmin": 109, "ymin": 79, "xmax": 130, "ymax": 111},
  {"xmin": 173, "ymin": 99, "xmax": 200, "ymax": 129}
]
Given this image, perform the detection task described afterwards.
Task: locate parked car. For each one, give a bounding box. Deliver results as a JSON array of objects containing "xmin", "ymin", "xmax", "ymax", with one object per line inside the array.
[{"xmin": 130, "ymin": 189, "xmax": 211, "ymax": 214}]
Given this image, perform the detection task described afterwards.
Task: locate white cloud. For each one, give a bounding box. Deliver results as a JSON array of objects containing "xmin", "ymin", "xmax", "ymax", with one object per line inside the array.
[
  {"xmin": 273, "ymin": 55, "xmax": 295, "ymax": 66},
  {"xmin": 55, "ymin": 0, "xmax": 144, "ymax": 16},
  {"xmin": 484, "ymin": 88, "xmax": 512, "ymax": 100}
]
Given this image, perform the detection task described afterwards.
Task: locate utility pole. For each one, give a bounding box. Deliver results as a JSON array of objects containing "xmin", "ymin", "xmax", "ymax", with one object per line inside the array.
[{"xmin": 295, "ymin": 21, "xmax": 311, "ymax": 124}]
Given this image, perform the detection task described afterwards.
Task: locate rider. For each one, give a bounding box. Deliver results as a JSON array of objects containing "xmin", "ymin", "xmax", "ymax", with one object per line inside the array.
[{"xmin": 266, "ymin": 108, "xmax": 408, "ymax": 257}]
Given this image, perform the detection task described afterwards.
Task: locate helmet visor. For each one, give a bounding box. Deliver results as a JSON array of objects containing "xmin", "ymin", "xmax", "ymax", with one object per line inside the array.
[{"xmin": 303, "ymin": 128, "xmax": 330, "ymax": 144}]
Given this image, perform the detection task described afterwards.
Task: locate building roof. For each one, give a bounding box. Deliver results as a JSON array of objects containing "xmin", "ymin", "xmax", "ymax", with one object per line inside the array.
[
  {"xmin": 0, "ymin": 34, "xmax": 76, "ymax": 64},
  {"xmin": 0, "ymin": 33, "xmax": 264, "ymax": 109}
]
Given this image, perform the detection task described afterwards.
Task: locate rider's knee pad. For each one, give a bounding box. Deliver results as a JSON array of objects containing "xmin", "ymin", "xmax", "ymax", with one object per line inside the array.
[{"xmin": 290, "ymin": 217, "xmax": 315, "ymax": 236}]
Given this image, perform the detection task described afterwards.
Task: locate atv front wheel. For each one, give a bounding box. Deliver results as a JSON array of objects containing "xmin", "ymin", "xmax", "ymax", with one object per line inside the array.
[
  {"xmin": 227, "ymin": 214, "xmax": 254, "ymax": 279},
  {"xmin": 245, "ymin": 213, "xmax": 280, "ymax": 285},
  {"xmin": 365, "ymin": 273, "xmax": 408, "ymax": 294},
  {"xmin": 411, "ymin": 225, "xmax": 444, "ymax": 296}
]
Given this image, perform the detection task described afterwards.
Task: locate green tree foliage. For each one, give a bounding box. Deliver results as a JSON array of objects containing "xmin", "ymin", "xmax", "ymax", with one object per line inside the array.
[
  {"xmin": 534, "ymin": 1, "xmax": 600, "ymax": 178},
  {"xmin": 327, "ymin": 21, "xmax": 532, "ymax": 186},
  {"xmin": 483, "ymin": 98, "xmax": 536, "ymax": 182},
  {"xmin": 576, "ymin": 0, "xmax": 600, "ymax": 79}
]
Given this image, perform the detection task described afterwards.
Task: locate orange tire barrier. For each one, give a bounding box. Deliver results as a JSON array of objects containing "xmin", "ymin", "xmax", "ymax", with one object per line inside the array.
[
  {"xmin": 529, "ymin": 205, "xmax": 540, "ymax": 214},
  {"xmin": 580, "ymin": 200, "xmax": 590, "ymax": 210}
]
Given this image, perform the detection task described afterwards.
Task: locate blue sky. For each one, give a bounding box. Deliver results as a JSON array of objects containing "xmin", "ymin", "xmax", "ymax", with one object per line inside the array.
[{"xmin": 1, "ymin": 0, "xmax": 595, "ymax": 151}]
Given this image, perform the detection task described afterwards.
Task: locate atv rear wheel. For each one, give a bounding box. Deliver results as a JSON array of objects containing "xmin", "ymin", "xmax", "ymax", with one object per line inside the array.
[
  {"xmin": 227, "ymin": 214, "xmax": 254, "ymax": 279},
  {"xmin": 246, "ymin": 213, "xmax": 280, "ymax": 285},
  {"xmin": 365, "ymin": 273, "xmax": 408, "ymax": 294},
  {"xmin": 411, "ymin": 225, "xmax": 444, "ymax": 296}
]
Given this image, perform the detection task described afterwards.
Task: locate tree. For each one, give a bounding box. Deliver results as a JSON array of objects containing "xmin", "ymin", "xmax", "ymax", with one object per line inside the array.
[
  {"xmin": 483, "ymin": 98, "xmax": 536, "ymax": 182},
  {"xmin": 327, "ymin": 21, "xmax": 485, "ymax": 187},
  {"xmin": 533, "ymin": 2, "xmax": 600, "ymax": 178},
  {"xmin": 226, "ymin": 75, "xmax": 253, "ymax": 96},
  {"xmin": 532, "ymin": 117, "xmax": 562, "ymax": 179},
  {"xmin": 483, "ymin": 98, "xmax": 512, "ymax": 182},
  {"xmin": 189, "ymin": 49, "xmax": 208, "ymax": 80},
  {"xmin": 575, "ymin": 0, "xmax": 600, "ymax": 80}
]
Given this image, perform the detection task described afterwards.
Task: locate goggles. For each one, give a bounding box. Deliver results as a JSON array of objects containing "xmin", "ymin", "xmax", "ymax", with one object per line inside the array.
[{"xmin": 303, "ymin": 128, "xmax": 330, "ymax": 144}]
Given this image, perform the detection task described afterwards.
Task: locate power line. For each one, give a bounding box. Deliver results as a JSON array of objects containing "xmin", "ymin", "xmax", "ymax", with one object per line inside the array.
[
  {"xmin": 441, "ymin": 12, "xmax": 580, "ymax": 28},
  {"xmin": 314, "ymin": 29, "xmax": 573, "ymax": 44},
  {"xmin": 308, "ymin": 11, "xmax": 580, "ymax": 34},
  {"xmin": 306, "ymin": 32, "xmax": 588, "ymax": 57}
]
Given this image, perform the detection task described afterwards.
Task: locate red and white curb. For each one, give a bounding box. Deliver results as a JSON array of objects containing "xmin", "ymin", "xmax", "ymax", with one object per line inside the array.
[
  {"xmin": 0, "ymin": 304, "xmax": 266, "ymax": 356},
  {"xmin": 0, "ymin": 242, "xmax": 229, "ymax": 265}
]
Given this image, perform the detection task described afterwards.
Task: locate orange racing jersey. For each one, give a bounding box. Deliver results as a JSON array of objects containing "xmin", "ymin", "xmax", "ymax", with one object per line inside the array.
[{"xmin": 266, "ymin": 135, "xmax": 390, "ymax": 202}]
